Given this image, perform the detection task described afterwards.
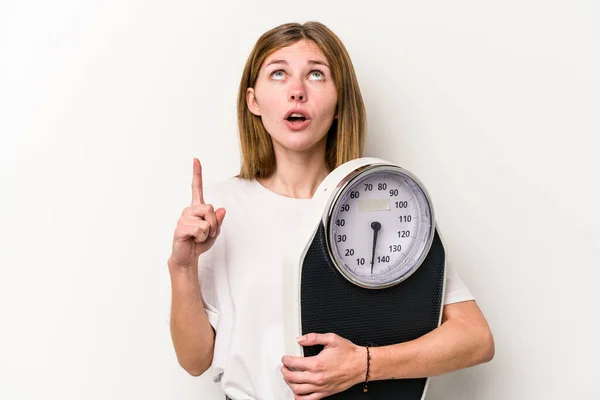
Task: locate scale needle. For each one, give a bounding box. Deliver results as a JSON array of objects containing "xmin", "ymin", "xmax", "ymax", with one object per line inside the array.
[{"xmin": 370, "ymin": 221, "xmax": 381, "ymax": 274}]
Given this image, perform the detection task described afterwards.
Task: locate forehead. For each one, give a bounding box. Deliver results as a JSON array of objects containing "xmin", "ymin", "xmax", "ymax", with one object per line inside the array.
[{"xmin": 263, "ymin": 39, "xmax": 328, "ymax": 66}]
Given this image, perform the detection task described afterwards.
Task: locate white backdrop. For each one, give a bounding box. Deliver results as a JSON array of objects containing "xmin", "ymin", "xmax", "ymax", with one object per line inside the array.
[{"xmin": 1, "ymin": 1, "xmax": 599, "ymax": 399}]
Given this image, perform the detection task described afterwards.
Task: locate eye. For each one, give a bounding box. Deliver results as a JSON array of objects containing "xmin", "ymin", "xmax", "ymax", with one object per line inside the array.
[
  {"xmin": 271, "ymin": 70, "xmax": 285, "ymax": 80},
  {"xmin": 308, "ymin": 69, "xmax": 325, "ymax": 80}
]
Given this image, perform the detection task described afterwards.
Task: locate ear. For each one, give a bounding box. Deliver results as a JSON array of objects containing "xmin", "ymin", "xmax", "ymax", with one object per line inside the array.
[{"xmin": 246, "ymin": 88, "xmax": 261, "ymax": 116}]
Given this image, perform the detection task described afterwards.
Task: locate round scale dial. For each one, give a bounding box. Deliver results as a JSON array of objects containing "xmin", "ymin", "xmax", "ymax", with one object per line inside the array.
[{"xmin": 326, "ymin": 165, "xmax": 435, "ymax": 289}]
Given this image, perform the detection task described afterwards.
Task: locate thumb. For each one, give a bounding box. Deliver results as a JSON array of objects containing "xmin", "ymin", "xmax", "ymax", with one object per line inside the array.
[
  {"xmin": 297, "ymin": 333, "xmax": 337, "ymax": 347},
  {"xmin": 215, "ymin": 208, "xmax": 226, "ymax": 230}
]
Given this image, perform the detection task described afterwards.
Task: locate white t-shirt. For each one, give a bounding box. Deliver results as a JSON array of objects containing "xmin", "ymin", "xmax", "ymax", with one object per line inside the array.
[{"xmin": 189, "ymin": 177, "xmax": 474, "ymax": 400}]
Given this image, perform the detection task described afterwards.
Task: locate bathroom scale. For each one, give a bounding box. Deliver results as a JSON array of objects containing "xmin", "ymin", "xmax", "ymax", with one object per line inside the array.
[{"xmin": 283, "ymin": 157, "xmax": 447, "ymax": 399}]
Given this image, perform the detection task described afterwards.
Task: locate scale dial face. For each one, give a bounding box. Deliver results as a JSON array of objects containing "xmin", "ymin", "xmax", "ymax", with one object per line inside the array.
[{"xmin": 326, "ymin": 165, "xmax": 435, "ymax": 289}]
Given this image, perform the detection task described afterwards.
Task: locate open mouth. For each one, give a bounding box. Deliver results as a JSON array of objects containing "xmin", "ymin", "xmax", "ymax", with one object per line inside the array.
[{"xmin": 286, "ymin": 113, "xmax": 307, "ymax": 123}]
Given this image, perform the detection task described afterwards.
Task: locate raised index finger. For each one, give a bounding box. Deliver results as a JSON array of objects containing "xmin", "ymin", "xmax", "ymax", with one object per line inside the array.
[{"xmin": 191, "ymin": 158, "xmax": 205, "ymax": 205}]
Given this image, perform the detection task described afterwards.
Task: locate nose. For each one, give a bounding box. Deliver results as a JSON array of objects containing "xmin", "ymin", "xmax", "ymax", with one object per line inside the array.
[{"xmin": 289, "ymin": 79, "xmax": 306, "ymax": 102}]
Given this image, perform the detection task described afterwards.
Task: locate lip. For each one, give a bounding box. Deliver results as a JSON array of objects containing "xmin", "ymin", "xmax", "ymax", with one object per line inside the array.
[
  {"xmin": 284, "ymin": 118, "xmax": 311, "ymax": 131},
  {"xmin": 284, "ymin": 109, "xmax": 311, "ymax": 120}
]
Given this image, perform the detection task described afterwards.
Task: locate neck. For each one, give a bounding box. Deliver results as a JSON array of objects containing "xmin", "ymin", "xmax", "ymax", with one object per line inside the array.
[{"xmin": 258, "ymin": 141, "xmax": 331, "ymax": 199}]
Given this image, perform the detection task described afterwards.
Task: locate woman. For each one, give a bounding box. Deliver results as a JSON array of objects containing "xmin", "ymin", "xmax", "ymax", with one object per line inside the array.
[{"xmin": 168, "ymin": 21, "xmax": 494, "ymax": 400}]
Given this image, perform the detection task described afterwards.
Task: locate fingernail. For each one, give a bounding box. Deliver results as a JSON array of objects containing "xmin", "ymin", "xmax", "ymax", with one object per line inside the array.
[{"xmin": 297, "ymin": 335, "xmax": 306, "ymax": 342}]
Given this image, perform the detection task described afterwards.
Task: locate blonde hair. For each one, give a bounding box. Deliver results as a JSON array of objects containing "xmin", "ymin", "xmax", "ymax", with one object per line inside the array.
[{"xmin": 236, "ymin": 21, "xmax": 366, "ymax": 179}]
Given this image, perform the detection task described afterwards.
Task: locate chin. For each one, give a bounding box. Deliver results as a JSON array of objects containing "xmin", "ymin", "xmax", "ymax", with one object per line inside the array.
[
  {"xmin": 281, "ymin": 135, "xmax": 326, "ymax": 152},
  {"xmin": 269, "ymin": 126, "xmax": 328, "ymax": 152},
  {"xmin": 281, "ymin": 142, "xmax": 316, "ymax": 152}
]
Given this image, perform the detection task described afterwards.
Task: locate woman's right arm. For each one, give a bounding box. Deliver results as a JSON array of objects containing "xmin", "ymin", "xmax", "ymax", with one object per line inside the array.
[
  {"xmin": 168, "ymin": 158, "xmax": 226, "ymax": 376},
  {"xmin": 169, "ymin": 259, "xmax": 215, "ymax": 376}
]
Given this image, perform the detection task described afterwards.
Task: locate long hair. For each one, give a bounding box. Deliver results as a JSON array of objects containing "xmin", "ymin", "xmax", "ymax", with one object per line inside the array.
[{"xmin": 237, "ymin": 21, "xmax": 366, "ymax": 179}]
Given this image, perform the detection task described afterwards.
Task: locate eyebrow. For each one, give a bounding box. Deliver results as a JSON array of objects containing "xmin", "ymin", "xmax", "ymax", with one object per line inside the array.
[{"xmin": 265, "ymin": 59, "xmax": 330, "ymax": 68}]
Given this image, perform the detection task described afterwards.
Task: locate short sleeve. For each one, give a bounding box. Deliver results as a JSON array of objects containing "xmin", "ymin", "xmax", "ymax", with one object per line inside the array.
[
  {"xmin": 194, "ymin": 184, "xmax": 223, "ymax": 329},
  {"xmin": 197, "ymin": 245, "xmax": 221, "ymax": 329},
  {"xmin": 444, "ymin": 260, "xmax": 475, "ymax": 305}
]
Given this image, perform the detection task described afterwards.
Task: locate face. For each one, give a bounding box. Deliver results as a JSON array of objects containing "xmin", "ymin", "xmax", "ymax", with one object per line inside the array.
[{"xmin": 246, "ymin": 39, "xmax": 338, "ymax": 155}]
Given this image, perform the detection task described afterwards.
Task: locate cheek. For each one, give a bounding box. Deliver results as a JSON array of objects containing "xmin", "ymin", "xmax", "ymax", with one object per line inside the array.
[
  {"xmin": 315, "ymin": 86, "xmax": 338, "ymax": 111},
  {"xmin": 317, "ymin": 93, "xmax": 338, "ymax": 119},
  {"xmin": 255, "ymin": 91, "xmax": 284, "ymax": 134},
  {"xmin": 256, "ymin": 84, "xmax": 279, "ymax": 109},
  {"xmin": 256, "ymin": 90, "xmax": 282, "ymax": 117}
]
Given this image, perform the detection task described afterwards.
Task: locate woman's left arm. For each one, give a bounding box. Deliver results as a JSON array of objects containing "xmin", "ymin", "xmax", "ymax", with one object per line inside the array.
[
  {"xmin": 367, "ymin": 300, "xmax": 495, "ymax": 380},
  {"xmin": 282, "ymin": 300, "xmax": 494, "ymax": 399}
]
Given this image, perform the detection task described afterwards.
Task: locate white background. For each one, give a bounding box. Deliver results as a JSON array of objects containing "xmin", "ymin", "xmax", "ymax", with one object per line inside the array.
[{"xmin": 1, "ymin": 0, "xmax": 599, "ymax": 399}]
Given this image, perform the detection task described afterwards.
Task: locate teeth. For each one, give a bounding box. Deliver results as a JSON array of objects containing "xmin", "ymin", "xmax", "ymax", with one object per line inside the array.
[{"xmin": 290, "ymin": 113, "xmax": 305, "ymax": 118}]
